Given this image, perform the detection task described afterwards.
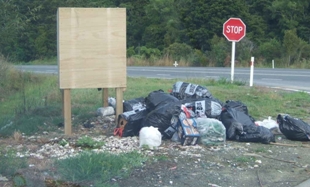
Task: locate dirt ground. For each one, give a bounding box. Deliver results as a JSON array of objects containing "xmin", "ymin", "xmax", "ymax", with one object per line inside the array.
[
  {"xmin": 1, "ymin": 76, "xmax": 310, "ymax": 187},
  {"xmin": 1, "ymin": 121, "xmax": 310, "ymax": 187},
  {"xmin": 117, "ymin": 137, "xmax": 310, "ymax": 187}
]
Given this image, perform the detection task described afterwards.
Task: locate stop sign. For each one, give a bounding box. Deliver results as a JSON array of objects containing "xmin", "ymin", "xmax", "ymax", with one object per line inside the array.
[{"xmin": 223, "ymin": 18, "xmax": 246, "ymax": 42}]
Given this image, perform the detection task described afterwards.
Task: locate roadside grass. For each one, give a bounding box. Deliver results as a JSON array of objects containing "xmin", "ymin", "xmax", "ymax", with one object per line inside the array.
[{"xmin": 1, "ymin": 63, "xmax": 310, "ymax": 136}]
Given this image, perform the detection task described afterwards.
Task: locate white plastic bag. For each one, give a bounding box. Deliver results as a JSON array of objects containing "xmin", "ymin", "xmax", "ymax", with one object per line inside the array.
[
  {"xmin": 255, "ymin": 116, "xmax": 278, "ymax": 129},
  {"xmin": 139, "ymin": 126, "xmax": 162, "ymax": 148},
  {"xmin": 97, "ymin": 106, "xmax": 115, "ymax": 116}
]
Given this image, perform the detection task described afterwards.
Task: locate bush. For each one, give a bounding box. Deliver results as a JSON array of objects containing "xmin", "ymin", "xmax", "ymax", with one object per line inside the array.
[
  {"xmin": 258, "ymin": 38, "xmax": 282, "ymax": 64},
  {"xmin": 164, "ymin": 43, "xmax": 193, "ymax": 61}
]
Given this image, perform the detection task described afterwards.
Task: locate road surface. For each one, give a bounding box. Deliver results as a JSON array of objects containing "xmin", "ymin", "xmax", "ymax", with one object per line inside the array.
[{"xmin": 14, "ymin": 65, "xmax": 310, "ymax": 93}]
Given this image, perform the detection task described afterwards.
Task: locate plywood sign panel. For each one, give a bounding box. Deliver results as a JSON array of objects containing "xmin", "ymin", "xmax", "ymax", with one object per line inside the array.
[{"xmin": 57, "ymin": 8, "xmax": 126, "ymax": 89}]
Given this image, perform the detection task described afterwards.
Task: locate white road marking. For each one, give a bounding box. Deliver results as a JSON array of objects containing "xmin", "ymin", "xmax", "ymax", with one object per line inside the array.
[
  {"xmin": 261, "ymin": 78, "xmax": 282, "ymax": 81},
  {"xmin": 157, "ymin": 74, "xmax": 171, "ymax": 76}
]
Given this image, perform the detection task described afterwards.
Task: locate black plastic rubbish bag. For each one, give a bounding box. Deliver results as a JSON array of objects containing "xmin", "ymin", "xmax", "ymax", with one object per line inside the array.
[
  {"xmin": 277, "ymin": 114, "xmax": 310, "ymax": 141},
  {"xmin": 236, "ymin": 126, "xmax": 275, "ymax": 144},
  {"xmin": 115, "ymin": 108, "xmax": 148, "ymax": 137},
  {"xmin": 170, "ymin": 81, "xmax": 213, "ymax": 100},
  {"xmin": 181, "ymin": 98, "xmax": 223, "ymax": 118},
  {"xmin": 223, "ymin": 100, "xmax": 256, "ymax": 122},
  {"xmin": 123, "ymin": 97, "xmax": 146, "ymax": 112},
  {"xmin": 220, "ymin": 107, "xmax": 275, "ymax": 143},
  {"xmin": 224, "ymin": 100, "xmax": 249, "ymax": 115},
  {"xmin": 142, "ymin": 101, "xmax": 182, "ymax": 139},
  {"xmin": 145, "ymin": 89, "xmax": 179, "ymax": 111},
  {"xmin": 220, "ymin": 107, "xmax": 255, "ymax": 135}
]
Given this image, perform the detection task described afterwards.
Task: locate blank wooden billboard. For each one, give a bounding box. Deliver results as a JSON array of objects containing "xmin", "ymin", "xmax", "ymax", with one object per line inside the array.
[{"xmin": 57, "ymin": 8, "xmax": 126, "ymax": 89}]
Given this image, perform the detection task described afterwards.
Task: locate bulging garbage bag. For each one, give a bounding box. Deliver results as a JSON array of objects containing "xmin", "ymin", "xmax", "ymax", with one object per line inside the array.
[
  {"xmin": 196, "ymin": 118, "xmax": 226, "ymax": 146},
  {"xmin": 277, "ymin": 114, "xmax": 310, "ymax": 141},
  {"xmin": 145, "ymin": 89, "xmax": 179, "ymax": 111},
  {"xmin": 236, "ymin": 126, "xmax": 276, "ymax": 144},
  {"xmin": 97, "ymin": 106, "xmax": 115, "ymax": 116},
  {"xmin": 123, "ymin": 97, "xmax": 146, "ymax": 112},
  {"xmin": 223, "ymin": 100, "xmax": 256, "ymax": 122},
  {"xmin": 170, "ymin": 81, "xmax": 213, "ymax": 100},
  {"xmin": 115, "ymin": 107, "xmax": 148, "ymax": 137},
  {"xmin": 181, "ymin": 98, "xmax": 223, "ymax": 118},
  {"xmin": 139, "ymin": 126, "xmax": 162, "ymax": 148},
  {"xmin": 142, "ymin": 101, "xmax": 182, "ymax": 139},
  {"xmin": 220, "ymin": 107, "xmax": 275, "ymax": 144},
  {"xmin": 224, "ymin": 100, "xmax": 249, "ymax": 115}
]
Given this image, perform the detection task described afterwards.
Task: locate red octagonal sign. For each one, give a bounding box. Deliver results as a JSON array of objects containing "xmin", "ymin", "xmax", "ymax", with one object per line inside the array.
[{"xmin": 223, "ymin": 18, "xmax": 246, "ymax": 42}]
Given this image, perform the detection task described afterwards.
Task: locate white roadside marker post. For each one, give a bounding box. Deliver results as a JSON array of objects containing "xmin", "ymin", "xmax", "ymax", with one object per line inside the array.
[
  {"xmin": 173, "ymin": 61, "xmax": 178, "ymax": 67},
  {"xmin": 250, "ymin": 57, "xmax": 254, "ymax": 87}
]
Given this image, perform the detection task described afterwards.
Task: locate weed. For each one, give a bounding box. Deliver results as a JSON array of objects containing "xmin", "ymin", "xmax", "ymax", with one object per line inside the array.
[
  {"xmin": 59, "ymin": 139, "xmax": 69, "ymax": 147},
  {"xmin": 13, "ymin": 130, "xmax": 23, "ymax": 142},
  {"xmin": 153, "ymin": 154, "xmax": 169, "ymax": 161},
  {"xmin": 254, "ymin": 147, "xmax": 268, "ymax": 153},
  {"xmin": 76, "ymin": 136, "xmax": 105, "ymax": 149},
  {"xmin": 234, "ymin": 156, "xmax": 253, "ymax": 163},
  {"xmin": 54, "ymin": 151, "xmax": 147, "ymax": 185}
]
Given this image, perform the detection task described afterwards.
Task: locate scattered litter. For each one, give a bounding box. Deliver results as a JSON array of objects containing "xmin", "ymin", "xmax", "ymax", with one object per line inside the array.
[
  {"xmin": 255, "ymin": 160, "xmax": 262, "ymax": 164},
  {"xmin": 277, "ymin": 114, "xmax": 310, "ymax": 141},
  {"xmin": 139, "ymin": 126, "xmax": 162, "ymax": 148},
  {"xmin": 97, "ymin": 106, "xmax": 115, "ymax": 117},
  {"xmin": 0, "ymin": 175, "xmax": 8, "ymax": 182},
  {"xmin": 196, "ymin": 118, "xmax": 226, "ymax": 146}
]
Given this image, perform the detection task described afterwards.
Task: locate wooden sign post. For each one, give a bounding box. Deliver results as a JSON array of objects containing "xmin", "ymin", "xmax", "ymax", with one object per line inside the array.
[{"xmin": 57, "ymin": 8, "xmax": 127, "ymax": 135}]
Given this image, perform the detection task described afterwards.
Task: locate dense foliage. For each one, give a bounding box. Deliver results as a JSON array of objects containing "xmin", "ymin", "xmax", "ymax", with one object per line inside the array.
[{"xmin": 1, "ymin": 0, "xmax": 310, "ymax": 67}]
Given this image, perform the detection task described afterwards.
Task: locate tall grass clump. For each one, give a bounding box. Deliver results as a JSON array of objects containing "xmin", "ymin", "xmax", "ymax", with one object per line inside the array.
[
  {"xmin": 0, "ymin": 59, "xmax": 63, "ymax": 136},
  {"xmin": 54, "ymin": 151, "xmax": 147, "ymax": 186},
  {"xmin": 0, "ymin": 146, "xmax": 28, "ymax": 176}
]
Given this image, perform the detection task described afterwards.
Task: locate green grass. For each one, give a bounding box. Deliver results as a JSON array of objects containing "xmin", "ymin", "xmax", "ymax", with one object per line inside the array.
[
  {"xmin": 75, "ymin": 136, "xmax": 105, "ymax": 149},
  {"xmin": 0, "ymin": 60, "xmax": 310, "ymax": 137},
  {"xmin": 0, "ymin": 146, "xmax": 28, "ymax": 176},
  {"xmin": 54, "ymin": 151, "xmax": 147, "ymax": 186}
]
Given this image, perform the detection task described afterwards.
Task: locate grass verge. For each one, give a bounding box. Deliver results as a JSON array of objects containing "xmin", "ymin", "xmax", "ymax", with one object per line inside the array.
[{"xmin": 1, "ymin": 67, "xmax": 310, "ymax": 136}]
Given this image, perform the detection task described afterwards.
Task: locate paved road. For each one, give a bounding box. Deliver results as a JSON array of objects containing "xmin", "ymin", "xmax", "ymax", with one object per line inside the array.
[{"xmin": 15, "ymin": 65, "xmax": 310, "ymax": 93}]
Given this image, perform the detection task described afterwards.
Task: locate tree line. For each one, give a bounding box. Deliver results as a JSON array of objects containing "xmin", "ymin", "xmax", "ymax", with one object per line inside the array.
[{"xmin": 1, "ymin": 0, "xmax": 310, "ymax": 67}]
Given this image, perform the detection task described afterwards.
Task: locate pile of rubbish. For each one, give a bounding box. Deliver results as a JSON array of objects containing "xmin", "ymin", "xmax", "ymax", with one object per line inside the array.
[{"xmin": 98, "ymin": 81, "xmax": 310, "ymax": 148}]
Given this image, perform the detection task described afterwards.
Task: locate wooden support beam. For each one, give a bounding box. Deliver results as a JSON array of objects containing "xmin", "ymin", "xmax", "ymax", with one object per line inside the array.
[
  {"xmin": 115, "ymin": 88, "xmax": 124, "ymax": 126},
  {"xmin": 102, "ymin": 88, "xmax": 109, "ymax": 107},
  {"xmin": 63, "ymin": 89, "xmax": 72, "ymax": 135}
]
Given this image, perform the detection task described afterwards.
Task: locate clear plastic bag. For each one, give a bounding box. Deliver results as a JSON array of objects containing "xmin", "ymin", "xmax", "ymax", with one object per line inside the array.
[{"xmin": 196, "ymin": 118, "xmax": 226, "ymax": 146}]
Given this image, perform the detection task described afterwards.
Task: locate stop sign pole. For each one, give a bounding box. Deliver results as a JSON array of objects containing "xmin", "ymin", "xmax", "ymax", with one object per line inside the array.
[{"xmin": 223, "ymin": 18, "xmax": 246, "ymax": 82}]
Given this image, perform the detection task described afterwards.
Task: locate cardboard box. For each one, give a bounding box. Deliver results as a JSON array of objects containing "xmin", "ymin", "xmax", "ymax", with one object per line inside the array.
[{"xmin": 178, "ymin": 118, "xmax": 200, "ymax": 146}]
